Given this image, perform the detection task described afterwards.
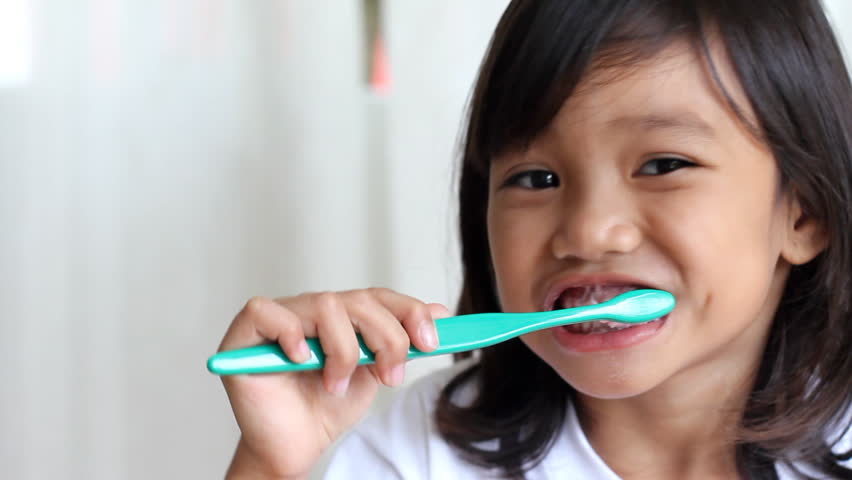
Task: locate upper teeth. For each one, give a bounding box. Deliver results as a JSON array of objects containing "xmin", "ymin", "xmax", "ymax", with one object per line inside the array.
[
  {"xmin": 555, "ymin": 284, "xmax": 658, "ymax": 334},
  {"xmin": 556, "ymin": 285, "xmax": 637, "ymax": 310}
]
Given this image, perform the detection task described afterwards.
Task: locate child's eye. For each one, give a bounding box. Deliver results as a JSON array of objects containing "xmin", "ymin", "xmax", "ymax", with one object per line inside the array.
[
  {"xmin": 636, "ymin": 157, "xmax": 696, "ymax": 176},
  {"xmin": 503, "ymin": 170, "xmax": 560, "ymax": 190}
]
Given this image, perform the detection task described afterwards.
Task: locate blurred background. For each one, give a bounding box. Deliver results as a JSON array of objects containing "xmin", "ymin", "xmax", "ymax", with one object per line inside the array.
[{"xmin": 0, "ymin": 1, "xmax": 849, "ymax": 479}]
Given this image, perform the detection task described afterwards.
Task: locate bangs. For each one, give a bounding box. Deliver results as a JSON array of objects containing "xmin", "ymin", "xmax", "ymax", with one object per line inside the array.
[{"xmin": 468, "ymin": 0, "xmax": 703, "ymax": 174}]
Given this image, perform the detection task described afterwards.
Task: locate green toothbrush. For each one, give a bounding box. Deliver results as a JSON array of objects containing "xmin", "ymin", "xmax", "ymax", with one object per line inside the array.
[{"xmin": 207, "ymin": 289, "xmax": 674, "ymax": 375}]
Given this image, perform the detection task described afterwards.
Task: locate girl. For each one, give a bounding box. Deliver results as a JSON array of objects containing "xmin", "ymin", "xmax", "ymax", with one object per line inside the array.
[{"xmin": 217, "ymin": 1, "xmax": 852, "ymax": 478}]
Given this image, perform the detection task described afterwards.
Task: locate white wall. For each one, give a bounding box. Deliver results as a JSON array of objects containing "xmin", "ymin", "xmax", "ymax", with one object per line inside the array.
[
  {"xmin": 0, "ymin": 1, "xmax": 506, "ymax": 479},
  {"xmin": 828, "ymin": 0, "xmax": 852, "ymax": 64},
  {"xmin": 0, "ymin": 1, "xmax": 848, "ymax": 479}
]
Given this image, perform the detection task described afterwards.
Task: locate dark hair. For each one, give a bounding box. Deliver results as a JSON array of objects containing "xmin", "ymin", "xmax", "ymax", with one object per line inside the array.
[{"xmin": 435, "ymin": 1, "xmax": 852, "ymax": 479}]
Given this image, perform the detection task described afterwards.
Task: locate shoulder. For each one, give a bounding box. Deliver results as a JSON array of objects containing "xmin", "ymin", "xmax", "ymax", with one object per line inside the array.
[
  {"xmin": 321, "ymin": 359, "xmax": 487, "ymax": 479},
  {"xmin": 322, "ymin": 359, "xmax": 621, "ymax": 480},
  {"xmin": 345, "ymin": 358, "xmax": 480, "ymax": 457},
  {"xmin": 777, "ymin": 401, "xmax": 852, "ymax": 479},
  {"xmin": 829, "ymin": 402, "xmax": 852, "ymax": 467}
]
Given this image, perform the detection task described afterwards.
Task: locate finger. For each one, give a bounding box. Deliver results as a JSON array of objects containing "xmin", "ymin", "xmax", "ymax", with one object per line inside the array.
[
  {"xmin": 312, "ymin": 292, "xmax": 360, "ymax": 396},
  {"xmin": 343, "ymin": 291, "xmax": 410, "ymax": 387},
  {"xmin": 426, "ymin": 303, "xmax": 452, "ymax": 321},
  {"xmin": 219, "ymin": 296, "xmax": 312, "ymax": 364},
  {"xmin": 367, "ymin": 288, "xmax": 448, "ymax": 353}
]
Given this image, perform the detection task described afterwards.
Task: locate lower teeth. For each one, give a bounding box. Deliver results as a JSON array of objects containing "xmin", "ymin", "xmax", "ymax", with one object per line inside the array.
[{"xmin": 564, "ymin": 318, "xmax": 659, "ymax": 334}]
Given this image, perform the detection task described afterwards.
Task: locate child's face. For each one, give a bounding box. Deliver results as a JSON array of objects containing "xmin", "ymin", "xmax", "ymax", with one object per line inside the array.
[{"xmin": 486, "ymin": 41, "xmax": 822, "ymax": 399}]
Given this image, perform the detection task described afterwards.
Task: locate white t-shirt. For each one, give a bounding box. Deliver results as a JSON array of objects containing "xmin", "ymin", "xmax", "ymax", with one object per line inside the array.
[{"xmin": 323, "ymin": 360, "xmax": 852, "ymax": 479}]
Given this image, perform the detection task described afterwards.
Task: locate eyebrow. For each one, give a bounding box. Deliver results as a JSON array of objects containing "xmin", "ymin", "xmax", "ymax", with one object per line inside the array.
[{"xmin": 606, "ymin": 112, "xmax": 717, "ymax": 139}]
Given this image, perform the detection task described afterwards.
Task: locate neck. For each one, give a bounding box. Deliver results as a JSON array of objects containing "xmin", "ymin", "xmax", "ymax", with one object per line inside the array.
[{"xmin": 576, "ymin": 345, "xmax": 762, "ymax": 480}]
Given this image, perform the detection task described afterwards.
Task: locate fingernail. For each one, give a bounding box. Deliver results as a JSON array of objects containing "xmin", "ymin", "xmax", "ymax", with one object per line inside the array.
[
  {"xmin": 390, "ymin": 365, "xmax": 405, "ymax": 386},
  {"xmin": 331, "ymin": 377, "xmax": 350, "ymax": 397},
  {"xmin": 419, "ymin": 323, "xmax": 438, "ymax": 350},
  {"xmin": 298, "ymin": 340, "xmax": 311, "ymax": 361}
]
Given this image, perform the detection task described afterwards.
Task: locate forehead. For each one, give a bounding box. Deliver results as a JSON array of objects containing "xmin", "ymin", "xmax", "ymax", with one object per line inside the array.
[{"xmin": 540, "ymin": 39, "xmax": 758, "ymax": 144}]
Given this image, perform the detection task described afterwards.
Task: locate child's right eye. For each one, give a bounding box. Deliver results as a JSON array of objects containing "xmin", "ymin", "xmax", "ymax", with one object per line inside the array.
[{"xmin": 503, "ymin": 170, "xmax": 560, "ymax": 190}]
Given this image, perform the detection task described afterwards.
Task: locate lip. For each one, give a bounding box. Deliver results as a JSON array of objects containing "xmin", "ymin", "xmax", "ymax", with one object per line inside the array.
[
  {"xmin": 552, "ymin": 314, "xmax": 670, "ymax": 353},
  {"xmin": 541, "ymin": 272, "xmax": 664, "ymax": 311}
]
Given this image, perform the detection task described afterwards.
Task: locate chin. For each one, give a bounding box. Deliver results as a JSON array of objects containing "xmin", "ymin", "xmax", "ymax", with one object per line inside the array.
[
  {"xmin": 547, "ymin": 362, "xmax": 662, "ymax": 400},
  {"xmin": 568, "ymin": 380, "xmax": 655, "ymax": 400}
]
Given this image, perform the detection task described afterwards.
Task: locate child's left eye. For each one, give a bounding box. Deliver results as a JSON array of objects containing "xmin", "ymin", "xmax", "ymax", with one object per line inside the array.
[{"xmin": 636, "ymin": 157, "xmax": 696, "ymax": 176}]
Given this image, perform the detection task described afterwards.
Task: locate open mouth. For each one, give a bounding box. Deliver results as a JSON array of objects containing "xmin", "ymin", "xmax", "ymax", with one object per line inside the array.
[{"xmin": 551, "ymin": 284, "xmax": 666, "ymax": 335}]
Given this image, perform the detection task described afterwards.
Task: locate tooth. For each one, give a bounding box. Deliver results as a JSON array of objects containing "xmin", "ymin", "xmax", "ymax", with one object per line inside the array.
[
  {"xmin": 590, "ymin": 286, "xmax": 603, "ymax": 304},
  {"xmin": 584, "ymin": 288, "xmax": 594, "ymax": 305}
]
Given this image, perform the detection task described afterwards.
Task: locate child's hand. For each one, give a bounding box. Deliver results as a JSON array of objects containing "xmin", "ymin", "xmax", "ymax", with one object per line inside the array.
[{"xmin": 218, "ymin": 289, "xmax": 448, "ymax": 479}]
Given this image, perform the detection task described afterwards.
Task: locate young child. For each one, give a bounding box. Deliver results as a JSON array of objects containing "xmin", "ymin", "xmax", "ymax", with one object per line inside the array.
[{"xmin": 217, "ymin": 1, "xmax": 852, "ymax": 478}]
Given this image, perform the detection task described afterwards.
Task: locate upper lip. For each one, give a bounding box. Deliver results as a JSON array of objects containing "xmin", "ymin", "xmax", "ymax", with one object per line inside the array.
[{"xmin": 541, "ymin": 273, "xmax": 663, "ymax": 311}]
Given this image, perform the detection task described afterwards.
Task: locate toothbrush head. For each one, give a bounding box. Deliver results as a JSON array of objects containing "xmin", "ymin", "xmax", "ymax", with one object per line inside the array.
[{"xmin": 603, "ymin": 289, "xmax": 675, "ymax": 323}]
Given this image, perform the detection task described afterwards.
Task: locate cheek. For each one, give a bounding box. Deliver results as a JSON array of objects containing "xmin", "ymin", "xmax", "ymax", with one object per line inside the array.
[
  {"xmin": 652, "ymin": 181, "xmax": 787, "ymax": 325},
  {"xmin": 487, "ymin": 204, "xmax": 552, "ymax": 311}
]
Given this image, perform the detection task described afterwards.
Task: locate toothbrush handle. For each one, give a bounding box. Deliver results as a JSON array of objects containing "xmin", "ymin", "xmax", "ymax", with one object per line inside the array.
[
  {"xmin": 207, "ymin": 335, "xmax": 429, "ymax": 375},
  {"xmin": 208, "ymin": 310, "xmax": 590, "ymax": 375},
  {"xmin": 207, "ymin": 311, "xmax": 518, "ymax": 375}
]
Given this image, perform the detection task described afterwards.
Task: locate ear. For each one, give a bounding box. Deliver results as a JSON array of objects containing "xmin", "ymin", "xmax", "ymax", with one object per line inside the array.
[{"xmin": 781, "ymin": 195, "xmax": 828, "ymax": 265}]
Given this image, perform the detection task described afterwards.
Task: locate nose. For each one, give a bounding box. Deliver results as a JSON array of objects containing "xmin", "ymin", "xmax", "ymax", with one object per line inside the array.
[{"xmin": 550, "ymin": 189, "xmax": 642, "ymax": 262}]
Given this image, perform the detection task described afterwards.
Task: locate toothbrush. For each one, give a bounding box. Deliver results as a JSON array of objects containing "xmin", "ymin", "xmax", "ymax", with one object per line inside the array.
[{"xmin": 207, "ymin": 289, "xmax": 674, "ymax": 375}]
